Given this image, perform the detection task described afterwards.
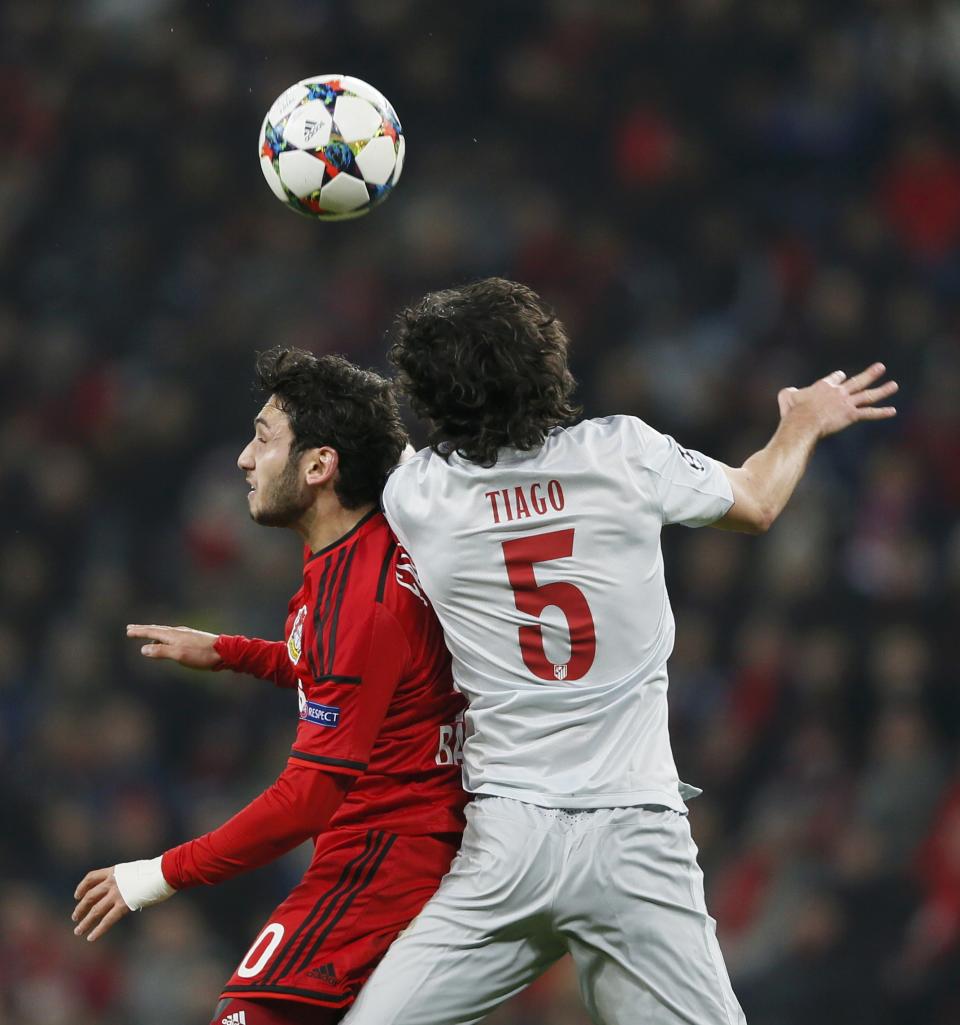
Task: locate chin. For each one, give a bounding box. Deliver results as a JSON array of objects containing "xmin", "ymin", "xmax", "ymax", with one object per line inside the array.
[{"xmin": 251, "ymin": 504, "xmax": 298, "ymax": 528}]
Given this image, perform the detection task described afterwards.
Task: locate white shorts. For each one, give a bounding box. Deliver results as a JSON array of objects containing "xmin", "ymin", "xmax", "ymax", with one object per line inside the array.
[{"xmin": 342, "ymin": 796, "xmax": 745, "ymax": 1025}]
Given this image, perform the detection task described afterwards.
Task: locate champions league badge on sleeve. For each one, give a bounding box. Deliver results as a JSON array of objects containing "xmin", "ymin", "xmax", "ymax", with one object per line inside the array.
[{"xmin": 678, "ymin": 445, "xmax": 706, "ymax": 473}]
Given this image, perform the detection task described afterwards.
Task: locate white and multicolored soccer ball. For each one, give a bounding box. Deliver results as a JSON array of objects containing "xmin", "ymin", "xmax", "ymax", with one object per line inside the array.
[{"xmin": 258, "ymin": 75, "xmax": 405, "ymax": 220}]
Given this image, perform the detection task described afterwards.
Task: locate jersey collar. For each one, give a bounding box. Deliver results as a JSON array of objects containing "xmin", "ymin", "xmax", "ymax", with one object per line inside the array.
[{"xmin": 306, "ymin": 507, "xmax": 380, "ymax": 562}]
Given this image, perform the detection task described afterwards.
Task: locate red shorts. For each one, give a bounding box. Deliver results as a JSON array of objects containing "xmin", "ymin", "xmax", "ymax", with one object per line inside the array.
[{"xmin": 220, "ymin": 828, "xmax": 459, "ymax": 1010}]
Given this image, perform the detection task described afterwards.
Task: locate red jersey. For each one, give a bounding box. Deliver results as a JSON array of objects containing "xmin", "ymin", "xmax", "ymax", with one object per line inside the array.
[
  {"xmin": 215, "ymin": 509, "xmax": 466, "ymax": 836},
  {"xmin": 160, "ymin": 512, "xmax": 466, "ymax": 1010},
  {"xmin": 285, "ymin": 508, "xmax": 465, "ymax": 834}
]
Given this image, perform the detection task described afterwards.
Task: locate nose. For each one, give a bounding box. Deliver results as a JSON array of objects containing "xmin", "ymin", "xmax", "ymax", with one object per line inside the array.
[{"xmin": 238, "ymin": 440, "xmax": 255, "ymax": 472}]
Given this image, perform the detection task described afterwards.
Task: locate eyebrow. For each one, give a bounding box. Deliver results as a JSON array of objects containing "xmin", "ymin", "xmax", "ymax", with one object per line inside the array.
[{"xmin": 254, "ymin": 415, "xmax": 270, "ymax": 430}]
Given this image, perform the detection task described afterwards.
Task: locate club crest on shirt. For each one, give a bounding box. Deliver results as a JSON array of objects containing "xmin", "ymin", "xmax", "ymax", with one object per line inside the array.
[
  {"xmin": 554, "ymin": 664, "xmax": 568, "ymax": 681},
  {"xmin": 288, "ymin": 604, "xmax": 307, "ymax": 664}
]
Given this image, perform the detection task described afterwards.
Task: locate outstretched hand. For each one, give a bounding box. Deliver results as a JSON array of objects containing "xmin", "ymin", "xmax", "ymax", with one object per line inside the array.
[
  {"xmin": 73, "ymin": 867, "xmax": 129, "ymax": 942},
  {"xmin": 126, "ymin": 624, "xmax": 222, "ymax": 669},
  {"xmin": 778, "ymin": 363, "xmax": 898, "ymax": 439}
]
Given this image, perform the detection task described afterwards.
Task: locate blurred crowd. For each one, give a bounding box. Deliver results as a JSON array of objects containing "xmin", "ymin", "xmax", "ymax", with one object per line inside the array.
[{"xmin": 2, "ymin": 0, "xmax": 959, "ymax": 1022}]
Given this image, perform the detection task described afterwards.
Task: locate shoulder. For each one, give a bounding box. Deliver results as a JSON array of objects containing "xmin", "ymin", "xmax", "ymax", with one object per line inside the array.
[
  {"xmin": 383, "ymin": 447, "xmax": 435, "ymax": 503},
  {"xmin": 548, "ymin": 415, "xmax": 660, "ymax": 451},
  {"xmin": 315, "ymin": 512, "xmax": 396, "ymax": 618},
  {"xmin": 376, "ymin": 541, "xmax": 432, "ymax": 617},
  {"xmin": 372, "ymin": 540, "xmax": 438, "ymax": 665}
]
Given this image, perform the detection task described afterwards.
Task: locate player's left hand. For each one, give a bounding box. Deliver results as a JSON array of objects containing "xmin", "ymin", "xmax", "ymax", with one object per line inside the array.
[
  {"xmin": 777, "ymin": 363, "xmax": 898, "ymax": 438},
  {"xmin": 72, "ymin": 867, "xmax": 130, "ymax": 942}
]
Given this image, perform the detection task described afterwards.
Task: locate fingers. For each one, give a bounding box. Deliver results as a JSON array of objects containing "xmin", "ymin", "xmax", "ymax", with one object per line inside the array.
[
  {"xmin": 73, "ymin": 881, "xmax": 108, "ymax": 922},
  {"xmin": 822, "ymin": 370, "xmax": 847, "ymax": 385},
  {"xmin": 126, "ymin": 624, "xmax": 173, "ymax": 641},
  {"xmin": 852, "ymin": 380, "xmax": 899, "ymax": 406},
  {"xmin": 127, "ymin": 625, "xmax": 178, "ymax": 659},
  {"xmin": 843, "ymin": 362, "xmax": 887, "ymax": 393},
  {"xmin": 75, "ymin": 893, "xmax": 124, "ymax": 940},
  {"xmin": 857, "ymin": 406, "xmax": 897, "ymax": 420},
  {"xmin": 74, "ymin": 868, "xmax": 109, "ymax": 901},
  {"xmin": 85, "ymin": 903, "xmax": 127, "ymax": 943},
  {"xmin": 74, "ymin": 891, "xmax": 114, "ymax": 937}
]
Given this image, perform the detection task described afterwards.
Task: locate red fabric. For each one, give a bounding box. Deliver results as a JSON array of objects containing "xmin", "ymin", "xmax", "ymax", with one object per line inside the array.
[
  {"xmin": 163, "ymin": 511, "xmax": 465, "ymax": 891},
  {"xmin": 288, "ymin": 603, "xmax": 408, "ymax": 776},
  {"xmin": 712, "ymin": 851, "xmax": 773, "ymax": 936},
  {"xmin": 916, "ymin": 783, "xmax": 960, "ymax": 908},
  {"xmin": 211, "ymin": 997, "xmax": 340, "ymax": 1024},
  {"xmin": 615, "ymin": 107, "xmax": 677, "ymax": 187},
  {"xmin": 879, "ymin": 145, "xmax": 960, "ymax": 259},
  {"xmin": 220, "ymin": 831, "xmax": 460, "ymax": 1008},
  {"xmin": 215, "ymin": 634, "xmax": 300, "ymax": 689},
  {"xmin": 278, "ymin": 510, "xmax": 467, "ymax": 836},
  {"xmin": 162, "ymin": 764, "xmax": 351, "ymax": 889}
]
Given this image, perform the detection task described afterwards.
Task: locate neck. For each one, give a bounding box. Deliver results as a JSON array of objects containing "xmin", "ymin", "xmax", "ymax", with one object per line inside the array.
[{"xmin": 296, "ymin": 496, "xmax": 375, "ymax": 555}]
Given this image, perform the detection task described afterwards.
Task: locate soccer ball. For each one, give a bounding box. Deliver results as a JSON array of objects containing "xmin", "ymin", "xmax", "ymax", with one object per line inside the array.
[{"xmin": 258, "ymin": 75, "xmax": 405, "ymax": 220}]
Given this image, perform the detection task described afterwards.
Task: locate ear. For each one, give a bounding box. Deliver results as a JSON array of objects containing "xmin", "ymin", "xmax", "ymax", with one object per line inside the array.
[{"xmin": 302, "ymin": 446, "xmax": 339, "ymax": 487}]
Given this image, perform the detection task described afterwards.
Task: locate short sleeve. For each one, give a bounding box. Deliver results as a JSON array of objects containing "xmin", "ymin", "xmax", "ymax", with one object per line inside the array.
[
  {"xmin": 288, "ymin": 604, "xmax": 410, "ymax": 776},
  {"xmin": 623, "ymin": 417, "xmax": 734, "ymax": 527},
  {"xmin": 381, "ymin": 465, "xmax": 416, "ymax": 552}
]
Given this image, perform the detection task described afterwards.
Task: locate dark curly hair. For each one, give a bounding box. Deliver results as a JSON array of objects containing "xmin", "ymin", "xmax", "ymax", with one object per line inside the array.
[
  {"xmin": 388, "ymin": 278, "xmax": 581, "ymax": 466},
  {"xmin": 255, "ymin": 346, "xmax": 407, "ymax": 509}
]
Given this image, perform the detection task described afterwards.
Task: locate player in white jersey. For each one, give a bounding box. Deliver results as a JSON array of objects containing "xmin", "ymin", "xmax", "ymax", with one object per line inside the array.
[{"xmin": 343, "ymin": 278, "xmax": 898, "ymax": 1025}]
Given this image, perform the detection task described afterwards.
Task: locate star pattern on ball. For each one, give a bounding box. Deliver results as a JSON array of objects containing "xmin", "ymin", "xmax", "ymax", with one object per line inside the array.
[{"xmin": 258, "ymin": 75, "xmax": 404, "ymax": 220}]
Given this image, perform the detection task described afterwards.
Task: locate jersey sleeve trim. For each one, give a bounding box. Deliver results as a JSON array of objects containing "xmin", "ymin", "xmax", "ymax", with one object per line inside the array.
[{"xmin": 289, "ymin": 749, "xmax": 368, "ymax": 773}]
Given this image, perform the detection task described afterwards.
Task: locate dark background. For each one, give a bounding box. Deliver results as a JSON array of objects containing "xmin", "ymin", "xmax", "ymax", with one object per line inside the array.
[{"xmin": 2, "ymin": 1, "xmax": 959, "ymax": 1023}]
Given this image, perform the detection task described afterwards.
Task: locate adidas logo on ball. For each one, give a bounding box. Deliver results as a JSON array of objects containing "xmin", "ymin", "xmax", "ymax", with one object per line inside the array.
[{"xmin": 302, "ymin": 119, "xmax": 323, "ymax": 144}]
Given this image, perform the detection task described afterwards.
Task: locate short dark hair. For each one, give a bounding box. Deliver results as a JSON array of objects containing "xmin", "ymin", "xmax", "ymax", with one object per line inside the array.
[
  {"xmin": 388, "ymin": 277, "xmax": 581, "ymax": 466},
  {"xmin": 255, "ymin": 347, "xmax": 407, "ymax": 509}
]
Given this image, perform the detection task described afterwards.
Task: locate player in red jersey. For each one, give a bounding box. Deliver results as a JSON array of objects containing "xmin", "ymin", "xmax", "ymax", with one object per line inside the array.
[{"xmin": 71, "ymin": 348, "xmax": 467, "ymax": 1025}]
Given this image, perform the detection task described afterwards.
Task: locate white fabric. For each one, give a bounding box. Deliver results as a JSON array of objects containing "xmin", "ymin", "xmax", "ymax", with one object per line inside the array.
[
  {"xmin": 382, "ymin": 416, "xmax": 733, "ymax": 810},
  {"xmin": 113, "ymin": 856, "xmax": 175, "ymax": 911},
  {"xmin": 342, "ymin": 796, "xmax": 746, "ymax": 1025}
]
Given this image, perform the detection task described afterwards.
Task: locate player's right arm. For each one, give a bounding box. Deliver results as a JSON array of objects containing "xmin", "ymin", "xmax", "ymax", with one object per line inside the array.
[
  {"xmin": 73, "ymin": 761, "xmax": 352, "ymax": 941},
  {"xmin": 714, "ymin": 363, "xmax": 897, "ymax": 535},
  {"xmin": 75, "ymin": 602, "xmax": 412, "ymax": 941},
  {"xmin": 126, "ymin": 624, "xmax": 299, "ymax": 688}
]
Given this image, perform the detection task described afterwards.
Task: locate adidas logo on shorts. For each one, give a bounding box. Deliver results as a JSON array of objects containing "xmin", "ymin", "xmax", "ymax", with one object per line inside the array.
[
  {"xmin": 306, "ymin": 961, "xmax": 339, "ymax": 983},
  {"xmin": 222, "ymin": 1012, "xmax": 246, "ymax": 1025}
]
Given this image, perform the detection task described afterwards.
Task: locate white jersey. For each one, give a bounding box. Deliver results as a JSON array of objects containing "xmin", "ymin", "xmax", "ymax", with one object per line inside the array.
[{"xmin": 382, "ymin": 415, "xmax": 734, "ymax": 811}]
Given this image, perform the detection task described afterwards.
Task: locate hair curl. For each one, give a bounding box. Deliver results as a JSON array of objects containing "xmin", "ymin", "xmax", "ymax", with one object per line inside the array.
[
  {"xmin": 254, "ymin": 347, "xmax": 407, "ymax": 509},
  {"xmin": 387, "ymin": 278, "xmax": 581, "ymax": 466}
]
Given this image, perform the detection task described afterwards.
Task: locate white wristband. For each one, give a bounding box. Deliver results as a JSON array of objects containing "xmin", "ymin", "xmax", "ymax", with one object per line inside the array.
[{"xmin": 113, "ymin": 857, "xmax": 176, "ymax": 911}]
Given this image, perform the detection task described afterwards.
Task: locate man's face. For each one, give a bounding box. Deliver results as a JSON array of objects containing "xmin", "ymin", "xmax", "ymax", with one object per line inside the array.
[{"xmin": 237, "ymin": 397, "xmax": 311, "ymax": 527}]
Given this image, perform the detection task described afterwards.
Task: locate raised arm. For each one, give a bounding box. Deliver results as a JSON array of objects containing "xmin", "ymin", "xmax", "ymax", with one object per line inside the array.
[
  {"xmin": 715, "ymin": 363, "xmax": 897, "ymax": 535},
  {"xmin": 127, "ymin": 624, "xmax": 299, "ymax": 689}
]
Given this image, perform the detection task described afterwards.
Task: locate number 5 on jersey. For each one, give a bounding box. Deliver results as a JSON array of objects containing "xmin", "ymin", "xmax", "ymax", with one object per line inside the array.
[{"xmin": 501, "ymin": 529, "xmax": 596, "ymax": 682}]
